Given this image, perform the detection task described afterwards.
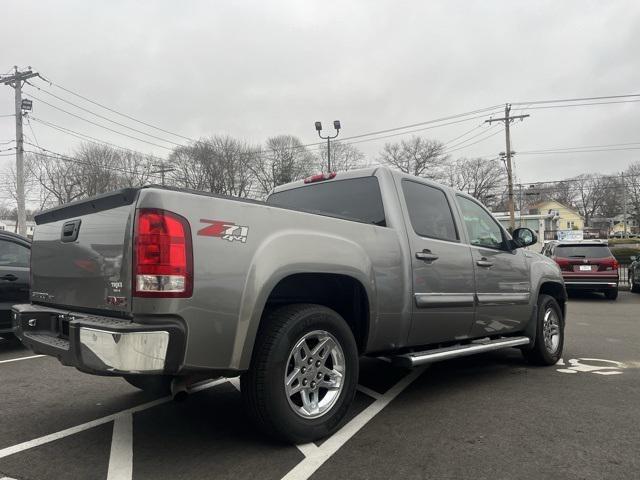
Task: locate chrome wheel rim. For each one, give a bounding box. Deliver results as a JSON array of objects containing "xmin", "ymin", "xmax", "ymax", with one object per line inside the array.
[
  {"xmin": 284, "ymin": 330, "xmax": 345, "ymax": 419},
  {"xmin": 542, "ymin": 308, "xmax": 561, "ymax": 354}
]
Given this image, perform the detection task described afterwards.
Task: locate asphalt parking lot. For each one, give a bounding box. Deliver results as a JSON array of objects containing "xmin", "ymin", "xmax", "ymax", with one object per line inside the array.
[{"xmin": 1, "ymin": 291, "xmax": 638, "ymax": 480}]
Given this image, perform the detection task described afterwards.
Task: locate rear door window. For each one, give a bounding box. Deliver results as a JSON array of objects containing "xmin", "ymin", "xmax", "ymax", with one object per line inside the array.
[
  {"xmin": 401, "ymin": 180, "xmax": 458, "ymax": 242},
  {"xmin": 0, "ymin": 239, "xmax": 30, "ymax": 268},
  {"xmin": 267, "ymin": 177, "xmax": 386, "ymax": 226},
  {"xmin": 555, "ymin": 244, "xmax": 612, "ymax": 258}
]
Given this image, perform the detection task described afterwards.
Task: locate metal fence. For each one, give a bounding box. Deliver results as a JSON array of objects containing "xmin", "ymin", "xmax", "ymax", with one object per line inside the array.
[{"xmin": 619, "ymin": 265, "xmax": 630, "ymax": 286}]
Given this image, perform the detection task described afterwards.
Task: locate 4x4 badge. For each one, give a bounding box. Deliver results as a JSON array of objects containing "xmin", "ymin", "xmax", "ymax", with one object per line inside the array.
[{"xmin": 197, "ymin": 220, "xmax": 249, "ymax": 243}]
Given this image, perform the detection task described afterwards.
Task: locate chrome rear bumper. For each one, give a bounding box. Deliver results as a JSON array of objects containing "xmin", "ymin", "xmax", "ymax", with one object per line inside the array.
[{"xmin": 11, "ymin": 304, "xmax": 184, "ymax": 375}]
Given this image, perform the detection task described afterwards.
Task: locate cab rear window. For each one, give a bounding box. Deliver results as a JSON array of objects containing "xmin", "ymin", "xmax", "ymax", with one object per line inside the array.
[
  {"xmin": 555, "ymin": 245, "xmax": 612, "ymax": 259},
  {"xmin": 267, "ymin": 177, "xmax": 386, "ymax": 226}
]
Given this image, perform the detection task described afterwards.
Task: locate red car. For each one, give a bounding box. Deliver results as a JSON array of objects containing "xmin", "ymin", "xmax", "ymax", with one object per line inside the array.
[{"xmin": 542, "ymin": 240, "xmax": 619, "ymax": 300}]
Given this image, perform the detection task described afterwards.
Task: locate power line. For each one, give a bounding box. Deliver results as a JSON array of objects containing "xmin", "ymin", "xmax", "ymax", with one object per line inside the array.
[
  {"xmin": 517, "ymin": 141, "xmax": 640, "ymax": 153},
  {"xmin": 36, "ymin": 75, "xmax": 505, "ymax": 148},
  {"xmin": 29, "ymin": 116, "xmax": 169, "ymax": 162},
  {"xmin": 23, "ymin": 144, "xmax": 156, "ymax": 177},
  {"xmin": 442, "ymin": 123, "xmax": 485, "ymax": 147},
  {"xmin": 521, "ymin": 99, "xmax": 640, "ymax": 110},
  {"xmin": 442, "ymin": 125, "xmax": 502, "ymax": 153},
  {"xmin": 24, "ymin": 115, "xmax": 40, "ymax": 148},
  {"xmin": 22, "ymin": 93, "xmax": 176, "ymax": 150},
  {"xmin": 511, "ymin": 93, "xmax": 640, "ymax": 106},
  {"xmin": 25, "ymin": 81, "xmax": 190, "ymax": 146},
  {"xmin": 519, "ymin": 147, "xmax": 640, "ymax": 155},
  {"xmin": 36, "ymin": 75, "xmax": 197, "ymax": 142}
]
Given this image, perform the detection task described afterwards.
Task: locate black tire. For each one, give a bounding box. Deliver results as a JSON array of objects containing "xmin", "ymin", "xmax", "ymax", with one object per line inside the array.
[
  {"xmin": 523, "ymin": 294, "xmax": 564, "ymax": 366},
  {"xmin": 241, "ymin": 303, "xmax": 359, "ymax": 444},
  {"xmin": 123, "ymin": 374, "xmax": 173, "ymax": 395},
  {"xmin": 1, "ymin": 332, "xmax": 16, "ymax": 342},
  {"xmin": 604, "ymin": 288, "xmax": 618, "ymax": 300}
]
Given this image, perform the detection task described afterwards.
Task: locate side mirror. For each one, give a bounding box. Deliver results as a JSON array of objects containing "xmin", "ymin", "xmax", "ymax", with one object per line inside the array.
[{"xmin": 512, "ymin": 227, "xmax": 537, "ymax": 248}]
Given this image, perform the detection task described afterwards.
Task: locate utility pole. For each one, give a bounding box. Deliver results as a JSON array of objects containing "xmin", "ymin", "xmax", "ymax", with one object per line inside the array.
[
  {"xmin": 485, "ymin": 104, "xmax": 529, "ymax": 232},
  {"xmin": 151, "ymin": 162, "xmax": 174, "ymax": 186},
  {"xmin": 2, "ymin": 67, "xmax": 39, "ymax": 237},
  {"xmin": 622, "ymin": 172, "xmax": 627, "ymax": 238},
  {"xmin": 518, "ymin": 183, "xmax": 523, "ymax": 227}
]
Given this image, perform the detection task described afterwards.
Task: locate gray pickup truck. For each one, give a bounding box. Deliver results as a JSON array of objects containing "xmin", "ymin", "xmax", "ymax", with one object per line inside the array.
[{"xmin": 12, "ymin": 166, "xmax": 566, "ymax": 443}]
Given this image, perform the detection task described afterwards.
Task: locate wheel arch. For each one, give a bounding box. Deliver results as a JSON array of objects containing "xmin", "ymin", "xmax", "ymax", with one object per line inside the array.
[
  {"xmin": 523, "ymin": 279, "xmax": 567, "ymax": 347},
  {"xmin": 238, "ymin": 272, "xmax": 372, "ymax": 370}
]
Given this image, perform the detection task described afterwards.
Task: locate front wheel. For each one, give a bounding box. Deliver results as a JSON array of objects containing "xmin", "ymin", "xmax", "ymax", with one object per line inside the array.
[
  {"xmin": 241, "ymin": 304, "xmax": 359, "ymax": 443},
  {"xmin": 523, "ymin": 294, "xmax": 564, "ymax": 366}
]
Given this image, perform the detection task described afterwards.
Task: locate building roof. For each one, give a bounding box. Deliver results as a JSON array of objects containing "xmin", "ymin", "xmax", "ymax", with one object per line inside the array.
[{"xmin": 529, "ymin": 199, "xmax": 583, "ymax": 218}]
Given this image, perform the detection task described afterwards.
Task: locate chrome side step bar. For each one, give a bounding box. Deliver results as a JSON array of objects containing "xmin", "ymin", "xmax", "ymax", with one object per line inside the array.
[{"xmin": 391, "ymin": 336, "xmax": 530, "ymax": 368}]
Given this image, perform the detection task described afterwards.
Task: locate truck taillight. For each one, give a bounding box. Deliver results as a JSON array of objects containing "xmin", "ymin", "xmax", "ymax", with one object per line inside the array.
[{"xmin": 133, "ymin": 208, "xmax": 193, "ymax": 297}]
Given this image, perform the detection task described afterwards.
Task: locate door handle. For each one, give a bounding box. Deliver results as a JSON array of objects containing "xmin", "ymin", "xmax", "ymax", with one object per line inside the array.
[
  {"xmin": 1, "ymin": 274, "xmax": 18, "ymax": 281},
  {"xmin": 416, "ymin": 250, "xmax": 439, "ymax": 262},
  {"xmin": 476, "ymin": 258, "xmax": 494, "ymax": 268}
]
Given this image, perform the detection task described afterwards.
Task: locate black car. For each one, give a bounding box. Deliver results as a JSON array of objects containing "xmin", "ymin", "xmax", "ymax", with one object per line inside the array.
[
  {"xmin": 630, "ymin": 255, "xmax": 640, "ymax": 293},
  {"xmin": 0, "ymin": 231, "xmax": 31, "ymax": 338}
]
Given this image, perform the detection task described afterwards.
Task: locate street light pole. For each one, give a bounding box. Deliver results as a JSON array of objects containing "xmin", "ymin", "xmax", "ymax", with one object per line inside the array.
[{"xmin": 315, "ymin": 120, "xmax": 341, "ymax": 172}]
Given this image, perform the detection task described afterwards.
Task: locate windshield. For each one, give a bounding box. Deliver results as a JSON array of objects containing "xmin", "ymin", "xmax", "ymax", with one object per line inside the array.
[{"xmin": 555, "ymin": 244, "xmax": 612, "ymax": 258}]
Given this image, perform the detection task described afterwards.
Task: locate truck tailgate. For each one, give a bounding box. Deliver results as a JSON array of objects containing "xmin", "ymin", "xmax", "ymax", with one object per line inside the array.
[{"xmin": 31, "ymin": 189, "xmax": 138, "ymax": 316}]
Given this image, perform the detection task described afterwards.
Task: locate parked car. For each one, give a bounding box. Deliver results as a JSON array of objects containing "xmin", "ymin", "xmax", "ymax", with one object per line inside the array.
[
  {"xmin": 542, "ymin": 240, "xmax": 619, "ymax": 299},
  {"xmin": 630, "ymin": 255, "xmax": 640, "ymax": 293},
  {"xmin": 12, "ymin": 167, "xmax": 567, "ymax": 443},
  {"xmin": 0, "ymin": 231, "xmax": 31, "ymax": 339}
]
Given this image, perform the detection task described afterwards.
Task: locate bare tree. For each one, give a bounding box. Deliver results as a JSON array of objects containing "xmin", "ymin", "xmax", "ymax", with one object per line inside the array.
[
  {"xmin": 29, "ymin": 152, "xmax": 84, "ymax": 206},
  {"xmin": 168, "ymin": 136, "xmax": 257, "ymax": 198},
  {"xmin": 250, "ymin": 135, "xmax": 316, "ymax": 196},
  {"xmin": 316, "ymin": 141, "xmax": 366, "ymax": 172},
  {"xmin": 519, "ymin": 180, "xmax": 578, "ymax": 211},
  {"xmin": 74, "ymin": 143, "xmax": 122, "ymax": 197},
  {"xmin": 573, "ymin": 174, "xmax": 610, "ymax": 227},
  {"xmin": 168, "ymin": 144, "xmax": 209, "ymax": 191},
  {"xmin": 116, "ymin": 151, "xmax": 155, "ymax": 188},
  {"xmin": 624, "ymin": 162, "xmax": 640, "ymax": 227},
  {"xmin": 379, "ymin": 137, "xmax": 449, "ymax": 179},
  {"xmin": 443, "ymin": 157, "xmax": 506, "ymax": 206}
]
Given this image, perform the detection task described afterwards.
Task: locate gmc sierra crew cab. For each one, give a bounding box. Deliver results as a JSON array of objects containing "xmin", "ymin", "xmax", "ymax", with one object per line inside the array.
[{"xmin": 12, "ymin": 166, "xmax": 567, "ymax": 443}]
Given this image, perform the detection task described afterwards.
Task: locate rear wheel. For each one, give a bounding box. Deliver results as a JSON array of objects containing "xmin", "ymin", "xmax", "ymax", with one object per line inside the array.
[
  {"xmin": 241, "ymin": 304, "xmax": 359, "ymax": 443},
  {"xmin": 123, "ymin": 374, "xmax": 173, "ymax": 395},
  {"xmin": 523, "ymin": 294, "xmax": 564, "ymax": 366},
  {"xmin": 604, "ymin": 288, "xmax": 618, "ymax": 300}
]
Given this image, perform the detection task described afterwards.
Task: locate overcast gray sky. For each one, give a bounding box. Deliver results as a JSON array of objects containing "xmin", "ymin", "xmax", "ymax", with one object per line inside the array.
[{"xmin": 1, "ymin": 0, "xmax": 639, "ymax": 189}]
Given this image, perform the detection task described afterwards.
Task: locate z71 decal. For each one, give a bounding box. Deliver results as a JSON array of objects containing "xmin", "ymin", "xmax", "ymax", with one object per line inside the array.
[{"xmin": 197, "ymin": 219, "xmax": 249, "ymax": 243}]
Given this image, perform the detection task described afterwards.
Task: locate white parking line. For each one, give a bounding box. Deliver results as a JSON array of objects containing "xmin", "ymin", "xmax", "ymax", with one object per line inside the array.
[
  {"xmin": 0, "ymin": 378, "xmax": 227, "ymax": 460},
  {"xmin": 107, "ymin": 413, "xmax": 133, "ymax": 480},
  {"xmin": 356, "ymin": 384, "xmax": 382, "ymax": 400},
  {"xmin": 281, "ymin": 366, "xmax": 427, "ymax": 480},
  {"xmin": 0, "ymin": 354, "xmax": 45, "ymax": 365}
]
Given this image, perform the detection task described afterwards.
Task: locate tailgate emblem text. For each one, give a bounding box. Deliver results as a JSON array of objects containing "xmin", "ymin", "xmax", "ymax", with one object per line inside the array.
[{"xmin": 197, "ymin": 220, "xmax": 249, "ymax": 243}]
